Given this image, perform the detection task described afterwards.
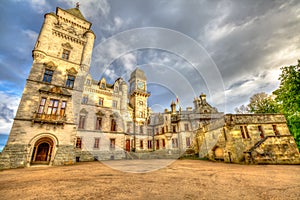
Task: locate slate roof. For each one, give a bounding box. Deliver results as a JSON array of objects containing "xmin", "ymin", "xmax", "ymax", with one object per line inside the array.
[{"xmin": 65, "ymin": 7, "xmax": 86, "ymax": 21}]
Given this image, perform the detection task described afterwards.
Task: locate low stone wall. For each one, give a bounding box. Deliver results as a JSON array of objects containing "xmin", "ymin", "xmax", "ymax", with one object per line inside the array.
[
  {"xmin": 53, "ymin": 145, "xmax": 76, "ymax": 165},
  {"xmin": 0, "ymin": 144, "xmax": 28, "ymax": 169},
  {"xmin": 76, "ymin": 150, "xmax": 126, "ymax": 161}
]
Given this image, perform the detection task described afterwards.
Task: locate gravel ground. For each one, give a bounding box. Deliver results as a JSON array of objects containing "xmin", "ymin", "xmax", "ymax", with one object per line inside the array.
[{"xmin": 0, "ymin": 159, "xmax": 299, "ymax": 200}]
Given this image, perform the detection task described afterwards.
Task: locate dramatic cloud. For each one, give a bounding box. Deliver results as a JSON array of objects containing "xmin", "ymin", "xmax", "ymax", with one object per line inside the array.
[{"xmin": 1, "ymin": 0, "xmax": 300, "ymax": 133}]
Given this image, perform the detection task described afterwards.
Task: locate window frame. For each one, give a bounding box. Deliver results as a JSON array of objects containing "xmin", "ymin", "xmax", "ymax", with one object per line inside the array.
[
  {"xmin": 78, "ymin": 115, "xmax": 86, "ymax": 129},
  {"xmin": 66, "ymin": 75, "xmax": 75, "ymax": 88},
  {"xmin": 76, "ymin": 137, "xmax": 82, "ymax": 149},
  {"xmin": 38, "ymin": 97, "xmax": 47, "ymax": 114},
  {"xmin": 42, "ymin": 69, "xmax": 54, "ymax": 83},
  {"xmin": 62, "ymin": 49, "xmax": 70, "ymax": 60},
  {"xmin": 94, "ymin": 138, "xmax": 100, "ymax": 149}
]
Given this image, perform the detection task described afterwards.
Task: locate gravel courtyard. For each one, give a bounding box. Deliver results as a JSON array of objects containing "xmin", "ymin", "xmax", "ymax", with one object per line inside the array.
[{"xmin": 0, "ymin": 159, "xmax": 299, "ymax": 200}]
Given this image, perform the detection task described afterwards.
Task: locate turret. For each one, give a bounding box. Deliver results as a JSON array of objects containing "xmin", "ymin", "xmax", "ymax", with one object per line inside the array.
[
  {"xmin": 171, "ymin": 100, "xmax": 176, "ymax": 115},
  {"xmin": 80, "ymin": 30, "xmax": 96, "ymax": 71},
  {"xmin": 32, "ymin": 13, "xmax": 58, "ymax": 61}
]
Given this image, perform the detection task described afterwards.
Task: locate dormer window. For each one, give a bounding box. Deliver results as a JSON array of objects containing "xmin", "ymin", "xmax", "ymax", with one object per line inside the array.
[{"xmin": 62, "ymin": 49, "xmax": 70, "ymax": 60}]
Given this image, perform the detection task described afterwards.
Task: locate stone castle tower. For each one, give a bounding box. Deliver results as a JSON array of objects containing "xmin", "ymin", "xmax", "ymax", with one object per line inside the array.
[
  {"xmin": 129, "ymin": 68, "xmax": 150, "ymax": 125},
  {"xmin": 0, "ymin": 6, "xmax": 95, "ymax": 168}
]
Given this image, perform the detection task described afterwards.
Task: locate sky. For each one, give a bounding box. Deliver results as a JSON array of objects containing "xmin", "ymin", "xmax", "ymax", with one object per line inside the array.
[{"xmin": 0, "ymin": 0, "xmax": 300, "ymax": 135}]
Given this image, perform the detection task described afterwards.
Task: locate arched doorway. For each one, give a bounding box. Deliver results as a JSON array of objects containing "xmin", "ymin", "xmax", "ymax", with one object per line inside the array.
[
  {"xmin": 31, "ymin": 137, "xmax": 54, "ymax": 164},
  {"xmin": 213, "ymin": 146, "xmax": 224, "ymax": 161}
]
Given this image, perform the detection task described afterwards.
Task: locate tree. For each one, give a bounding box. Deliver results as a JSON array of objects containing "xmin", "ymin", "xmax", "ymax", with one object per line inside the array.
[
  {"xmin": 247, "ymin": 92, "xmax": 279, "ymax": 114},
  {"xmin": 234, "ymin": 92, "xmax": 278, "ymax": 114},
  {"xmin": 273, "ymin": 60, "xmax": 300, "ymax": 149},
  {"xmin": 234, "ymin": 104, "xmax": 250, "ymax": 114}
]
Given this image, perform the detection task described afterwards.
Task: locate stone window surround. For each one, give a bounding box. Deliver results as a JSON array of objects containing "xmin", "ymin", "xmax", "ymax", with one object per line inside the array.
[{"xmin": 37, "ymin": 96, "xmax": 68, "ymax": 116}]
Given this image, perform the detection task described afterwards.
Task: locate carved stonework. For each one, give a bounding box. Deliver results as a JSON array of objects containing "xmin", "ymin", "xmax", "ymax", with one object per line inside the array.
[
  {"xmin": 96, "ymin": 111, "xmax": 105, "ymax": 116},
  {"xmin": 44, "ymin": 61, "xmax": 57, "ymax": 70},
  {"xmin": 33, "ymin": 51, "xmax": 46, "ymax": 61},
  {"xmin": 66, "ymin": 67, "xmax": 78, "ymax": 75},
  {"xmin": 39, "ymin": 86, "xmax": 71, "ymax": 97},
  {"xmin": 80, "ymin": 108, "xmax": 88, "ymax": 115},
  {"xmin": 62, "ymin": 42, "xmax": 73, "ymax": 50},
  {"xmin": 49, "ymin": 86, "xmax": 63, "ymax": 94}
]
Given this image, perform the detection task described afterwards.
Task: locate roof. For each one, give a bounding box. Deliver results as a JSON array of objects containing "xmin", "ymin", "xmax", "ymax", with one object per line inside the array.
[
  {"xmin": 129, "ymin": 68, "xmax": 147, "ymax": 81},
  {"xmin": 65, "ymin": 7, "xmax": 86, "ymax": 21}
]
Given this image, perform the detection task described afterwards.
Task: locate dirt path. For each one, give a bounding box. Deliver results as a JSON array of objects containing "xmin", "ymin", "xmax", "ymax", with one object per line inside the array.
[{"xmin": 0, "ymin": 160, "xmax": 299, "ymax": 200}]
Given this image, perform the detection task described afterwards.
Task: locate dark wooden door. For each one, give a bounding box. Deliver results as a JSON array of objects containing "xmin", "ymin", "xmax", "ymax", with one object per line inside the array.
[
  {"xmin": 126, "ymin": 140, "xmax": 130, "ymax": 152},
  {"xmin": 35, "ymin": 143, "xmax": 49, "ymax": 161}
]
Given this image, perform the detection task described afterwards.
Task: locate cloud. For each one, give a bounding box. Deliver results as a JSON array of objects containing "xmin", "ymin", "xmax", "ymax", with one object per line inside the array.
[
  {"xmin": 0, "ymin": 91, "xmax": 20, "ymax": 134},
  {"xmin": 1, "ymin": 0, "xmax": 300, "ymax": 116}
]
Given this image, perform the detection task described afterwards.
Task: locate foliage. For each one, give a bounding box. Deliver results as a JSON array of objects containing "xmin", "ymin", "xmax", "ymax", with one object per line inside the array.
[
  {"xmin": 273, "ymin": 60, "xmax": 300, "ymax": 149},
  {"xmin": 247, "ymin": 92, "xmax": 279, "ymax": 114},
  {"xmin": 234, "ymin": 104, "xmax": 250, "ymax": 114},
  {"xmin": 234, "ymin": 92, "xmax": 278, "ymax": 114},
  {"xmin": 234, "ymin": 60, "xmax": 300, "ymax": 149}
]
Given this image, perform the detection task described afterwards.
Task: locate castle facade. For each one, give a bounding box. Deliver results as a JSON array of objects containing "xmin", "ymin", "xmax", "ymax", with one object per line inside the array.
[{"xmin": 0, "ymin": 6, "xmax": 299, "ymax": 169}]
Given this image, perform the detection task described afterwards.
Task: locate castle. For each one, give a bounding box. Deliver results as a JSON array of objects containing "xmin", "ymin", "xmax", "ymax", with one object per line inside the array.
[{"xmin": 0, "ymin": 6, "xmax": 299, "ymax": 169}]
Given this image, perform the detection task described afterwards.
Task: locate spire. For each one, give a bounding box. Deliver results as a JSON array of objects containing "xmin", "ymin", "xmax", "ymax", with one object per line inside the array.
[{"xmin": 64, "ymin": 4, "xmax": 86, "ymax": 21}]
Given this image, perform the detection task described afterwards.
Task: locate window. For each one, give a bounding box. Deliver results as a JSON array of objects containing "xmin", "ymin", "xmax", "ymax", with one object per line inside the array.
[
  {"xmin": 101, "ymin": 83, "xmax": 105, "ymax": 89},
  {"xmin": 156, "ymin": 140, "xmax": 159, "ymax": 149},
  {"xmin": 162, "ymin": 139, "xmax": 165, "ymax": 148},
  {"xmin": 78, "ymin": 115, "xmax": 85, "ymax": 129},
  {"xmin": 140, "ymin": 140, "xmax": 143, "ymax": 149},
  {"xmin": 148, "ymin": 140, "xmax": 152, "ymax": 149},
  {"xmin": 94, "ymin": 138, "xmax": 100, "ymax": 148},
  {"xmin": 112, "ymin": 100, "xmax": 117, "ymax": 108},
  {"xmin": 184, "ymin": 123, "xmax": 189, "ymax": 131},
  {"xmin": 95, "ymin": 117, "xmax": 102, "ymax": 130},
  {"xmin": 114, "ymin": 86, "xmax": 119, "ymax": 93},
  {"xmin": 66, "ymin": 75, "xmax": 75, "ymax": 88},
  {"xmin": 76, "ymin": 137, "xmax": 82, "ymax": 149},
  {"xmin": 258, "ymin": 125, "xmax": 264, "ymax": 138},
  {"xmin": 47, "ymin": 99, "xmax": 59, "ymax": 115},
  {"xmin": 139, "ymin": 101, "xmax": 143, "ymax": 106},
  {"xmin": 60, "ymin": 101, "xmax": 67, "ymax": 116},
  {"xmin": 43, "ymin": 69, "xmax": 53, "ymax": 83},
  {"xmin": 98, "ymin": 98, "xmax": 104, "ymax": 106},
  {"xmin": 62, "ymin": 49, "xmax": 70, "ymax": 60},
  {"xmin": 127, "ymin": 123, "xmax": 131, "ymax": 133},
  {"xmin": 110, "ymin": 138, "xmax": 115, "ymax": 149},
  {"xmin": 156, "ymin": 128, "xmax": 159, "ymax": 135},
  {"xmin": 172, "ymin": 138, "xmax": 178, "ymax": 148},
  {"xmin": 139, "ymin": 111, "xmax": 143, "ymax": 118},
  {"xmin": 240, "ymin": 126, "xmax": 250, "ymax": 139},
  {"xmin": 161, "ymin": 127, "xmax": 165, "ymax": 134},
  {"xmin": 186, "ymin": 137, "xmax": 191, "ymax": 147},
  {"xmin": 111, "ymin": 119, "xmax": 117, "ymax": 131},
  {"xmin": 140, "ymin": 126, "xmax": 143, "ymax": 134},
  {"xmin": 86, "ymin": 79, "xmax": 91, "ymax": 85},
  {"xmin": 273, "ymin": 125, "xmax": 280, "ymax": 136},
  {"xmin": 38, "ymin": 97, "xmax": 46, "ymax": 114},
  {"xmin": 82, "ymin": 96, "xmax": 88, "ymax": 104},
  {"xmin": 172, "ymin": 125, "xmax": 176, "ymax": 133}
]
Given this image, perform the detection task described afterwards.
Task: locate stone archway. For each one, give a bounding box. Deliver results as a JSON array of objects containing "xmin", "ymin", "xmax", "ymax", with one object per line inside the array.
[
  {"xmin": 31, "ymin": 137, "xmax": 54, "ymax": 164},
  {"xmin": 213, "ymin": 146, "xmax": 224, "ymax": 160}
]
